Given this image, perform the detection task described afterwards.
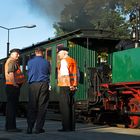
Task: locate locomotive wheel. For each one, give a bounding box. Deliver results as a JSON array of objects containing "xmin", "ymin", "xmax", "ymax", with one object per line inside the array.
[{"xmin": 128, "ymin": 98, "xmax": 140, "ymax": 128}]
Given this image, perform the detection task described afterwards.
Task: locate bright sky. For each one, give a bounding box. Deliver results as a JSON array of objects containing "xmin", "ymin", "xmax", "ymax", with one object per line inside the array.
[{"xmin": 0, "ymin": 0, "xmax": 55, "ymax": 59}]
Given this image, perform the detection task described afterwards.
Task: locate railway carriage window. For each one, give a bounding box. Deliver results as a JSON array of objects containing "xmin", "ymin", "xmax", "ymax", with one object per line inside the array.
[
  {"xmin": 46, "ymin": 48, "xmax": 52, "ymax": 73},
  {"xmin": 30, "ymin": 52, "xmax": 35, "ymax": 59},
  {"xmin": 0, "ymin": 61, "xmax": 5, "ymax": 79},
  {"xmin": 25, "ymin": 55, "xmax": 30, "ymax": 71},
  {"xmin": 96, "ymin": 47, "xmax": 108, "ymax": 63},
  {"xmin": 96, "ymin": 51, "xmax": 112, "ymax": 83},
  {"xmin": 0, "ymin": 63, "xmax": 3, "ymax": 79},
  {"xmin": 97, "ymin": 52, "xmax": 108, "ymax": 64},
  {"xmin": 0, "ymin": 63, "xmax": 2, "ymax": 74},
  {"xmin": 19, "ymin": 57, "xmax": 23, "ymax": 72},
  {"xmin": 46, "ymin": 49, "xmax": 52, "ymax": 63}
]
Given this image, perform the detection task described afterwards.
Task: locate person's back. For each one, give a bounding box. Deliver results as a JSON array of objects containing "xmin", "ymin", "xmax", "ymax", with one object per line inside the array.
[
  {"xmin": 27, "ymin": 47, "xmax": 50, "ymax": 134},
  {"xmin": 28, "ymin": 56, "xmax": 50, "ymax": 83}
]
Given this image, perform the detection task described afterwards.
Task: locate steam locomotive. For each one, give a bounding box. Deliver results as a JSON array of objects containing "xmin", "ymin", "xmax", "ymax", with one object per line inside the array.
[{"xmin": 0, "ymin": 29, "xmax": 140, "ymax": 128}]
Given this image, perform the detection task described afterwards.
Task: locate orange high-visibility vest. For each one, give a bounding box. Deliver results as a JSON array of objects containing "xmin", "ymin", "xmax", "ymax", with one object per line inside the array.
[
  {"xmin": 14, "ymin": 65, "xmax": 25, "ymax": 84},
  {"xmin": 58, "ymin": 56, "xmax": 78, "ymax": 87},
  {"xmin": 5, "ymin": 58, "xmax": 25, "ymax": 85}
]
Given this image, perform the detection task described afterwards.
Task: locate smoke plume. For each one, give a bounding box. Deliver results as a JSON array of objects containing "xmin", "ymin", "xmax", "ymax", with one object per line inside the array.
[{"xmin": 27, "ymin": 0, "xmax": 71, "ymax": 21}]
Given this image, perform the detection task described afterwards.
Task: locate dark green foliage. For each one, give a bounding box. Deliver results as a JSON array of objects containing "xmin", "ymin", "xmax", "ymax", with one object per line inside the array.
[{"xmin": 53, "ymin": 0, "xmax": 139, "ymax": 38}]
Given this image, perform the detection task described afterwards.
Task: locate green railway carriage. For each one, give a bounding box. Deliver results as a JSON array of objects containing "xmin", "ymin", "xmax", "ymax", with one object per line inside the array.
[
  {"xmin": 0, "ymin": 29, "xmax": 119, "ymax": 114},
  {"xmin": 2, "ymin": 29, "xmax": 140, "ymax": 128}
]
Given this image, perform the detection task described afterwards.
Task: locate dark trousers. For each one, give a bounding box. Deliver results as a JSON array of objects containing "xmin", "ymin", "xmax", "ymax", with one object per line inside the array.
[
  {"xmin": 27, "ymin": 82, "xmax": 49, "ymax": 131},
  {"xmin": 59, "ymin": 87, "xmax": 75, "ymax": 131},
  {"xmin": 5, "ymin": 85, "xmax": 20, "ymax": 130}
]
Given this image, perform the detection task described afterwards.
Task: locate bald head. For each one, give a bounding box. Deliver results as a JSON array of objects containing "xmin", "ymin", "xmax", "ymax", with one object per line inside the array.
[{"xmin": 10, "ymin": 51, "xmax": 20, "ymax": 60}]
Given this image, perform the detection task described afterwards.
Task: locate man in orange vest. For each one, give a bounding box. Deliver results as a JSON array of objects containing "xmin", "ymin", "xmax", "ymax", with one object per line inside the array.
[
  {"xmin": 4, "ymin": 48, "xmax": 25, "ymax": 132},
  {"xmin": 57, "ymin": 46, "xmax": 78, "ymax": 132}
]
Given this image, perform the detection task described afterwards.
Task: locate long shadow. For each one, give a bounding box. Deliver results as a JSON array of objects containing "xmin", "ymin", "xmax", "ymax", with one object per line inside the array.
[{"xmin": 0, "ymin": 138, "xmax": 10, "ymax": 140}]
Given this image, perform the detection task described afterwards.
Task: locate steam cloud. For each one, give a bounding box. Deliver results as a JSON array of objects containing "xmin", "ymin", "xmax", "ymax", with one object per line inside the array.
[{"xmin": 27, "ymin": 0, "xmax": 71, "ymax": 21}]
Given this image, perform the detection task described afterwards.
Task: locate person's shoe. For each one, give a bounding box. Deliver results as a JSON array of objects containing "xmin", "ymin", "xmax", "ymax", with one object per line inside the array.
[
  {"xmin": 27, "ymin": 127, "xmax": 32, "ymax": 134},
  {"xmin": 7, "ymin": 128, "xmax": 22, "ymax": 132},
  {"xmin": 35, "ymin": 129, "xmax": 45, "ymax": 134}
]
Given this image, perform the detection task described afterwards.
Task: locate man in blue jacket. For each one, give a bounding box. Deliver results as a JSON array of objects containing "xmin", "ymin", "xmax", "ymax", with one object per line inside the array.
[{"xmin": 27, "ymin": 47, "xmax": 50, "ymax": 134}]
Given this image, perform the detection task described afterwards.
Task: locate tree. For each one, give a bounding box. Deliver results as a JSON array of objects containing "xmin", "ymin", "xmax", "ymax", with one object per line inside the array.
[
  {"xmin": 53, "ymin": 0, "xmax": 139, "ymax": 38},
  {"xmin": 53, "ymin": 0, "xmax": 93, "ymax": 36}
]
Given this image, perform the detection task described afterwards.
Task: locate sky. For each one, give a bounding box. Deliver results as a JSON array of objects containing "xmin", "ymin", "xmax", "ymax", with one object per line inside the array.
[{"xmin": 0, "ymin": 0, "xmax": 59, "ymax": 59}]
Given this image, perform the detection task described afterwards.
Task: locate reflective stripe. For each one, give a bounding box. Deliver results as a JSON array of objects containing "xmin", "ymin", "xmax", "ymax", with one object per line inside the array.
[
  {"xmin": 70, "ymin": 78, "xmax": 77, "ymax": 81},
  {"xmin": 5, "ymin": 81, "xmax": 14, "ymax": 85},
  {"xmin": 69, "ymin": 74, "xmax": 77, "ymax": 76}
]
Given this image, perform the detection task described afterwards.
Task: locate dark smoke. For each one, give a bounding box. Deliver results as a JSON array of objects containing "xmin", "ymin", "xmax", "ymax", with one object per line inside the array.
[{"xmin": 26, "ymin": 0, "xmax": 71, "ymax": 21}]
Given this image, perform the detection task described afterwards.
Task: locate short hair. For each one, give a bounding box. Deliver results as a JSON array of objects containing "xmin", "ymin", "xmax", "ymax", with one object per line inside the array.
[
  {"xmin": 10, "ymin": 48, "xmax": 20, "ymax": 54},
  {"xmin": 35, "ymin": 47, "xmax": 45, "ymax": 52}
]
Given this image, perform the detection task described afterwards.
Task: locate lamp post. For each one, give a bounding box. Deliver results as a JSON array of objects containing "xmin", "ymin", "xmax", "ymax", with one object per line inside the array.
[
  {"xmin": 129, "ymin": 4, "xmax": 140, "ymax": 48},
  {"xmin": 0, "ymin": 25, "xmax": 36, "ymax": 57}
]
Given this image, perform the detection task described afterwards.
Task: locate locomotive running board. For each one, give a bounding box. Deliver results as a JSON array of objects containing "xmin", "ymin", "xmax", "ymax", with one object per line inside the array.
[{"xmin": 124, "ymin": 111, "xmax": 140, "ymax": 116}]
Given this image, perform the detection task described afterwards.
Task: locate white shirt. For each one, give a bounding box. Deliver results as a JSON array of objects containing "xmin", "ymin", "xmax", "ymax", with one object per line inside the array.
[{"xmin": 60, "ymin": 59, "xmax": 69, "ymax": 76}]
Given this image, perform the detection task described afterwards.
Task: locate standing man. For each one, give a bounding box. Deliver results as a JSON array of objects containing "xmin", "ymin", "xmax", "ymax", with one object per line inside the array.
[
  {"xmin": 5, "ymin": 48, "xmax": 25, "ymax": 132},
  {"xmin": 27, "ymin": 47, "xmax": 50, "ymax": 134},
  {"xmin": 57, "ymin": 46, "xmax": 78, "ymax": 132}
]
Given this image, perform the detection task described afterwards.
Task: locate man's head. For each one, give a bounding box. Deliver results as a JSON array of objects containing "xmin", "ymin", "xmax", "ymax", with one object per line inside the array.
[
  {"xmin": 57, "ymin": 47, "xmax": 69, "ymax": 60},
  {"xmin": 9, "ymin": 48, "xmax": 20, "ymax": 60},
  {"xmin": 35, "ymin": 47, "xmax": 45, "ymax": 56}
]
